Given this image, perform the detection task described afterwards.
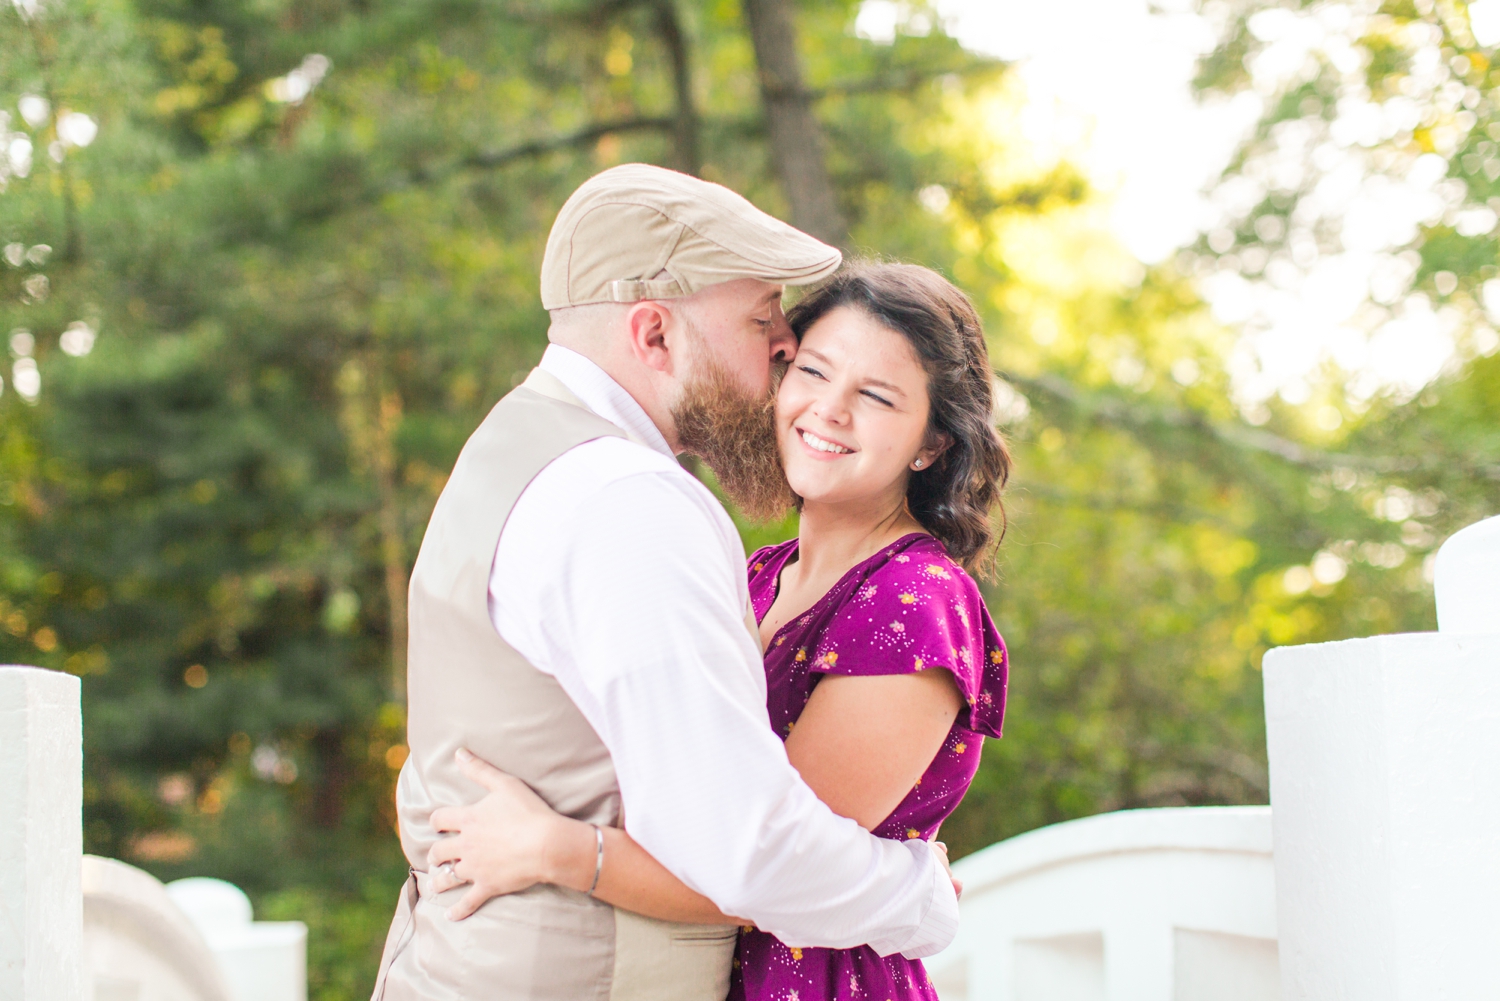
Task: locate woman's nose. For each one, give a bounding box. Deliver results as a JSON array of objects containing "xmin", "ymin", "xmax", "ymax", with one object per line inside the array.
[{"xmin": 813, "ymin": 392, "xmax": 852, "ymax": 426}]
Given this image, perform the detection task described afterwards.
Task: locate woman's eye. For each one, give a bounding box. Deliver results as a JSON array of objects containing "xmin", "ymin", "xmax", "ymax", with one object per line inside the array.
[
  {"xmin": 861, "ymin": 390, "xmax": 894, "ymax": 407},
  {"xmin": 797, "ymin": 365, "xmax": 826, "ymax": 380}
]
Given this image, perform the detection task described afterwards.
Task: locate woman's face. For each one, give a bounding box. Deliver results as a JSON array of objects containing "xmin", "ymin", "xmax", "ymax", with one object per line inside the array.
[{"xmin": 777, "ymin": 306, "xmax": 938, "ymax": 509}]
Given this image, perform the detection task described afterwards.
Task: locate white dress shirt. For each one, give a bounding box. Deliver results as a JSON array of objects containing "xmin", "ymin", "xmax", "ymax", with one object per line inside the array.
[{"xmin": 487, "ymin": 344, "xmax": 959, "ymax": 958}]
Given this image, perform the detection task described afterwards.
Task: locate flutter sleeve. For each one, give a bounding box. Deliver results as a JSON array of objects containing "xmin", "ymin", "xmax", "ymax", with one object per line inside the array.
[
  {"xmin": 807, "ymin": 545, "xmax": 1008, "ymax": 738},
  {"xmin": 746, "ymin": 540, "xmax": 797, "ymax": 621}
]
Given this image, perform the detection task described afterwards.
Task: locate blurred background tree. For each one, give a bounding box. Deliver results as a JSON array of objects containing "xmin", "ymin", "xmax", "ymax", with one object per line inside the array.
[{"xmin": 1, "ymin": 0, "xmax": 1495, "ymax": 996}]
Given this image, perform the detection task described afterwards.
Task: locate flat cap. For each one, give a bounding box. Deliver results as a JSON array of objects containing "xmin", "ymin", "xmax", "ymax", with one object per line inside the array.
[{"xmin": 541, "ymin": 163, "xmax": 842, "ymax": 310}]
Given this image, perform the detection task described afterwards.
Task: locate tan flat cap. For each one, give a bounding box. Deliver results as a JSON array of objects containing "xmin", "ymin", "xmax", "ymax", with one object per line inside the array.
[{"xmin": 541, "ymin": 163, "xmax": 842, "ymax": 310}]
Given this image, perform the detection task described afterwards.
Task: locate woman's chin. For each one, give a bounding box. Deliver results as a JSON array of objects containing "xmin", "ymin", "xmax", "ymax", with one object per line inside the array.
[
  {"xmin": 784, "ymin": 476, "xmax": 828, "ymax": 506},
  {"xmin": 784, "ymin": 477, "xmax": 853, "ymax": 509}
]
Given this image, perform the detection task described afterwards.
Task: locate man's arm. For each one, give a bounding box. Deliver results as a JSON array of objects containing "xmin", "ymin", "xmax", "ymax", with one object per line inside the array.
[{"xmin": 493, "ymin": 463, "xmax": 957, "ymax": 956}]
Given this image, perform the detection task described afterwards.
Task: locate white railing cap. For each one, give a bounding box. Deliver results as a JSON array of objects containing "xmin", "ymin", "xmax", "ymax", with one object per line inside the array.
[
  {"xmin": 82, "ymin": 856, "xmax": 233, "ymax": 1001},
  {"xmin": 950, "ymin": 805, "xmax": 1272, "ymax": 898},
  {"xmin": 1434, "ymin": 514, "xmax": 1500, "ymax": 635}
]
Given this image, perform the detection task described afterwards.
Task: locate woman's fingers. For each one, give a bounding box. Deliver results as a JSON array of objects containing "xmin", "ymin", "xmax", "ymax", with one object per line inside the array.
[
  {"xmin": 446, "ymin": 883, "xmax": 492, "ymax": 921},
  {"xmin": 454, "ymin": 748, "xmax": 515, "ymax": 793},
  {"xmin": 427, "ymin": 833, "xmax": 463, "ymax": 867},
  {"xmin": 418, "ymin": 754, "xmax": 559, "ymax": 915},
  {"xmin": 428, "ymin": 863, "xmax": 465, "ymax": 895},
  {"xmin": 430, "ymin": 805, "xmax": 468, "ymax": 834}
]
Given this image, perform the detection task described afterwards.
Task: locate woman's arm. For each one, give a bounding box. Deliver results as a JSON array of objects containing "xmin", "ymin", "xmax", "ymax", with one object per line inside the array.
[
  {"xmin": 429, "ymin": 751, "xmax": 738, "ymax": 923},
  {"xmin": 784, "ymin": 668, "xmax": 962, "ymax": 830},
  {"xmin": 429, "ymin": 669, "xmax": 961, "ymax": 923}
]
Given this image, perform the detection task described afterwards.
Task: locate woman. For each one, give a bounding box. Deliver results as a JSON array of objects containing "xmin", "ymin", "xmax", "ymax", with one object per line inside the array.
[{"xmin": 430, "ymin": 262, "xmax": 1011, "ymax": 1001}]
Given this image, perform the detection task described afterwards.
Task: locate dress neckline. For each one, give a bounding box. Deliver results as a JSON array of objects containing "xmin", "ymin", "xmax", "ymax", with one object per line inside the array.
[{"xmin": 760, "ymin": 532, "xmax": 933, "ymax": 651}]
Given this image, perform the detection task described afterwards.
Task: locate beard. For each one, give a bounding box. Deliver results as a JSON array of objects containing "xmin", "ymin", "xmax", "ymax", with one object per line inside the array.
[{"xmin": 672, "ymin": 357, "xmax": 796, "ymax": 523}]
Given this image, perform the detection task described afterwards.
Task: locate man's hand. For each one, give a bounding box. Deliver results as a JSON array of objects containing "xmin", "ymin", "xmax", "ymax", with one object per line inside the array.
[
  {"xmin": 426, "ymin": 749, "xmax": 591, "ymax": 920},
  {"xmin": 933, "ymin": 841, "xmax": 963, "ymax": 901}
]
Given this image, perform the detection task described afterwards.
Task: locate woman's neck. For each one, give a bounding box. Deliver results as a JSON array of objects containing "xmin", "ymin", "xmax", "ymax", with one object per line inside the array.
[{"xmin": 793, "ymin": 494, "xmax": 925, "ymax": 584}]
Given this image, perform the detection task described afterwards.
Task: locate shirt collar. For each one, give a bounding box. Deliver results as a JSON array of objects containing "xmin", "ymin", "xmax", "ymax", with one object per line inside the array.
[{"xmin": 538, "ymin": 344, "xmax": 675, "ymax": 459}]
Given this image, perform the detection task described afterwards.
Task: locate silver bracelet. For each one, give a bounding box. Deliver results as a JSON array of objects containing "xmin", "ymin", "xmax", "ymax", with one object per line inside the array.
[{"xmin": 586, "ymin": 824, "xmax": 604, "ymax": 896}]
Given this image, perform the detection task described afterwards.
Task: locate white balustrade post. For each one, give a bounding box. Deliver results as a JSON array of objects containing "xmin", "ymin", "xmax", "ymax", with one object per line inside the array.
[
  {"xmin": 1263, "ymin": 515, "xmax": 1500, "ymax": 1000},
  {"xmin": 0, "ymin": 666, "xmax": 84, "ymax": 1001}
]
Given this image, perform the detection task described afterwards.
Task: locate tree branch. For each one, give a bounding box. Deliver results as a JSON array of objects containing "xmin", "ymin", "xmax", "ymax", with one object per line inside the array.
[
  {"xmin": 803, "ymin": 59, "xmax": 1003, "ymax": 102},
  {"xmin": 462, "ymin": 116, "xmax": 676, "ymax": 170},
  {"xmin": 999, "ymin": 369, "xmax": 1428, "ymax": 475},
  {"xmin": 496, "ymin": 0, "xmax": 642, "ymax": 23}
]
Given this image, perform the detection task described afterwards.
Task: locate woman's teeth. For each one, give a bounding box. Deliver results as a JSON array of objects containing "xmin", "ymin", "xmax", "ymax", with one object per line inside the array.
[{"xmin": 800, "ymin": 429, "xmax": 852, "ymax": 454}]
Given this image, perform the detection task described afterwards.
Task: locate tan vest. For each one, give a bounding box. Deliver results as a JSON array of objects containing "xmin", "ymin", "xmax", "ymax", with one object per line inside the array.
[{"xmin": 372, "ymin": 369, "xmax": 737, "ymax": 1001}]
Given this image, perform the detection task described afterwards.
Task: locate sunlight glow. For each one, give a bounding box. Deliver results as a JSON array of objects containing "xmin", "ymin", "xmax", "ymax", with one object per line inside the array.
[{"xmin": 926, "ymin": 0, "xmax": 1469, "ymax": 405}]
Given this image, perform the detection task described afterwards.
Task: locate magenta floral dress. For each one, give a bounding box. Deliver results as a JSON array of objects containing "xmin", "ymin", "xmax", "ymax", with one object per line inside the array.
[{"xmin": 730, "ymin": 532, "xmax": 1008, "ymax": 1001}]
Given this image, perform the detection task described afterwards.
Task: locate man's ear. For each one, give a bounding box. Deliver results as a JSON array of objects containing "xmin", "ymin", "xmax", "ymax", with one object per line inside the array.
[{"xmin": 625, "ymin": 301, "xmax": 674, "ymax": 375}]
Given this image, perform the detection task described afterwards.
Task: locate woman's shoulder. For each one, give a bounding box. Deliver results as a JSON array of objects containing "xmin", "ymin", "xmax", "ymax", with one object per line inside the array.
[
  {"xmin": 862, "ymin": 533, "xmax": 981, "ymax": 597},
  {"xmin": 747, "ymin": 538, "xmax": 798, "ymax": 582},
  {"xmin": 816, "ymin": 533, "xmax": 1008, "ymax": 736}
]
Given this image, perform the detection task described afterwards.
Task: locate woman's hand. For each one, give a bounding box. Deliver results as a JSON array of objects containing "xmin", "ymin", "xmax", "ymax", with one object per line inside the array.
[{"xmin": 426, "ymin": 748, "xmax": 597, "ymax": 920}]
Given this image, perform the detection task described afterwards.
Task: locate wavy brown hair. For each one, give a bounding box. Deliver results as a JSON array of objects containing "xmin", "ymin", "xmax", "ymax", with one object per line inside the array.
[{"xmin": 786, "ymin": 262, "xmax": 1011, "ymax": 578}]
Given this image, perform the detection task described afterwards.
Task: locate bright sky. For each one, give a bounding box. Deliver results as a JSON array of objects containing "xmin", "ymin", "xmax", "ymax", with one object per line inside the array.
[{"xmin": 855, "ymin": 0, "xmax": 1484, "ymax": 410}]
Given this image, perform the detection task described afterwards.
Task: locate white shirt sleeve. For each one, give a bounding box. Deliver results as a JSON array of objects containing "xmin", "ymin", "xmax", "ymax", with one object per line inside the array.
[{"xmin": 490, "ymin": 440, "xmax": 958, "ymax": 957}]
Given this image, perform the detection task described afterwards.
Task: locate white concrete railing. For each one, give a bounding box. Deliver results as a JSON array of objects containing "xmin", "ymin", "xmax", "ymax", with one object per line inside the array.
[
  {"xmin": 1, "ymin": 664, "xmax": 305, "ymax": 1001},
  {"xmin": 83, "ymin": 855, "xmax": 233, "ymax": 1001},
  {"xmin": 1263, "ymin": 513, "xmax": 1500, "ymax": 1000},
  {"xmin": 167, "ymin": 878, "xmax": 308, "ymax": 1001},
  {"xmin": 83, "ymin": 858, "xmax": 308, "ymax": 1001},
  {"xmin": 926, "ymin": 806, "xmax": 1278, "ymax": 1001},
  {"xmin": 1, "ymin": 665, "xmax": 84, "ymax": 1001}
]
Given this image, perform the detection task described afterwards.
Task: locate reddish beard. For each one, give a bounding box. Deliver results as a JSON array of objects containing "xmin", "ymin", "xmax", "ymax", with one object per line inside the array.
[{"xmin": 672, "ymin": 359, "xmax": 796, "ymax": 523}]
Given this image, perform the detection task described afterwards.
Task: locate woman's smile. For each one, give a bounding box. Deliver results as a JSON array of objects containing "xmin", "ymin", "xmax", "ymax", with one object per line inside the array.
[{"xmin": 795, "ymin": 427, "xmax": 855, "ymax": 456}]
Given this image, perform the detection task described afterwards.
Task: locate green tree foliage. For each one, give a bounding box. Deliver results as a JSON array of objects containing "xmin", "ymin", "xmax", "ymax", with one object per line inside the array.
[{"xmin": 3, "ymin": 0, "xmax": 1494, "ymax": 997}]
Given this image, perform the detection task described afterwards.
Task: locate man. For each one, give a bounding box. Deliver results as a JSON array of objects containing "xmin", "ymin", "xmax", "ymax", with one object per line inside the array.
[{"xmin": 373, "ymin": 164, "xmax": 958, "ymax": 1001}]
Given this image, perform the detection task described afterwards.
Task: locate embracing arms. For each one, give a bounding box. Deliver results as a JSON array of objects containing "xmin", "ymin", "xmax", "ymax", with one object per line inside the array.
[
  {"xmin": 464, "ymin": 462, "xmax": 960, "ymax": 954},
  {"xmin": 429, "ymin": 667, "xmax": 963, "ymax": 926}
]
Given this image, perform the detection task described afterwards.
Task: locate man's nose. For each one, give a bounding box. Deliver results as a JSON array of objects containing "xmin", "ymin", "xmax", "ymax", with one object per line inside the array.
[{"xmin": 768, "ymin": 316, "xmax": 797, "ymax": 363}]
